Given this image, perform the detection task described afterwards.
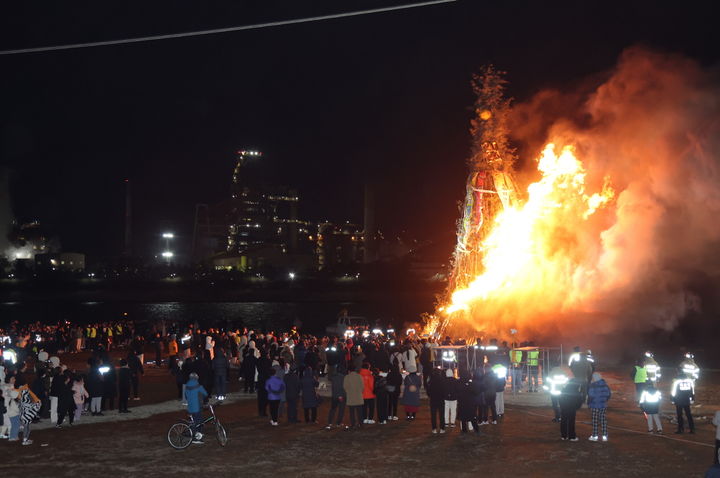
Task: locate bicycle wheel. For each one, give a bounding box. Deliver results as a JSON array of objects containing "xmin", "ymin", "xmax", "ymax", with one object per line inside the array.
[
  {"xmin": 167, "ymin": 422, "xmax": 194, "ymax": 450},
  {"xmin": 215, "ymin": 421, "xmax": 228, "ymax": 447}
]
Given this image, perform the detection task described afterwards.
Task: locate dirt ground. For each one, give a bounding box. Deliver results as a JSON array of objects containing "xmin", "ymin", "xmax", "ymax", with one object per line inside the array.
[{"xmin": 2, "ymin": 366, "xmax": 717, "ymax": 477}]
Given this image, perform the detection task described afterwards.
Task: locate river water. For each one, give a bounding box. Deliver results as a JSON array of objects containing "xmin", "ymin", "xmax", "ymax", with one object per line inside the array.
[{"xmin": 0, "ymin": 300, "xmax": 428, "ymax": 334}]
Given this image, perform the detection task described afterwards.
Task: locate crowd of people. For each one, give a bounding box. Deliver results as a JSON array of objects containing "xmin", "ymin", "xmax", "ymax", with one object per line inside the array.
[{"xmin": 1, "ymin": 318, "xmax": 718, "ymax": 469}]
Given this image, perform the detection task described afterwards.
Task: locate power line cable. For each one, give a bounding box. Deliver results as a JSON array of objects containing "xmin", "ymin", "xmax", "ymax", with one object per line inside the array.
[{"xmin": 0, "ymin": 0, "xmax": 456, "ymax": 56}]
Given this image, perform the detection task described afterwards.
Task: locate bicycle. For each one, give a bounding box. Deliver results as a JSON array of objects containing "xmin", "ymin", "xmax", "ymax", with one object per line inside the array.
[{"xmin": 167, "ymin": 402, "xmax": 228, "ymax": 449}]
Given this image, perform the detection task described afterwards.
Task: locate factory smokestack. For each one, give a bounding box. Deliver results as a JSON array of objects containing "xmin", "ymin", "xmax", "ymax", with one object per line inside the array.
[{"xmin": 124, "ymin": 179, "xmax": 132, "ymax": 256}]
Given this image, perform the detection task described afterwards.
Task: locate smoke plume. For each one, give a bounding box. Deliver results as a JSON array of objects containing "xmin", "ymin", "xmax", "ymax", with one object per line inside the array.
[{"xmin": 503, "ymin": 46, "xmax": 720, "ymax": 340}]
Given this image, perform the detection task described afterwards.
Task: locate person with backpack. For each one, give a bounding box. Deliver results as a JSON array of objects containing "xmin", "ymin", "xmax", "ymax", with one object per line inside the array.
[
  {"xmin": 587, "ymin": 372, "xmax": 612, "ymax": 442},
  {"xmin": 386, "ymin": 364, "xmax": 402, "ymax": 421},
  {"xmin": 402, "ymin": 371, "xmax": 421, "ymax": 420}
]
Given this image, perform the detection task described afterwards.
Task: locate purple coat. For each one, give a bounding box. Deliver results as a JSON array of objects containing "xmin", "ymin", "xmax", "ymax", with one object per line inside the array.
[{"xmin": 265, "ymin": 376, "xmax": 285, "ymax": 401}]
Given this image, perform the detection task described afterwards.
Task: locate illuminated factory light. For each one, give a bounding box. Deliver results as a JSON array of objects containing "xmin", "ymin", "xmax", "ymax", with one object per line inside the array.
[
  {"xmin": 162, "ymin": 251, "xmax": 174, "ymax": 258},
  {"xmin": 162, "ymin": 232, "xmax": 174, "ymax": 238}
]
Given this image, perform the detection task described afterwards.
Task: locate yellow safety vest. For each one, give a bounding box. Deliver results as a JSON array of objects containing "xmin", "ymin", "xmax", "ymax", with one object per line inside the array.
[{"xmin": 528, "ymin": 350, "xmax": 539, "ymax": 367}]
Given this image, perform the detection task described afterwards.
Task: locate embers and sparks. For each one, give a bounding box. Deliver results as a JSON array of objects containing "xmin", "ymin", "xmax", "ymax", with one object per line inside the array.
[{"xmin": 444, "ymin": 143, "xmax": 614, "ymax": 320}]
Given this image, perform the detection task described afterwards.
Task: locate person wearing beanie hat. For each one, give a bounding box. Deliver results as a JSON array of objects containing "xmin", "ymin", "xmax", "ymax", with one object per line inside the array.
[{"xmin": 587, "ymin": 372, "xmax": 612, "ymax": 442}]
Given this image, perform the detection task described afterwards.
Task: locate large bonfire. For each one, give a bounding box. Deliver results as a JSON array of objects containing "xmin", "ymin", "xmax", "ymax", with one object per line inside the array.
[{"xmin": 425, "ymin": 48, "xmax": 720, "ymax": 341}]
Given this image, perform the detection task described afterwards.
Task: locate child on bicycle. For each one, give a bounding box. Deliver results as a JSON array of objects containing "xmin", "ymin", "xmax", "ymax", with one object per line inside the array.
[{"xmin": 185, "ymin": 372, "xmax": 208, "ymax": 444}]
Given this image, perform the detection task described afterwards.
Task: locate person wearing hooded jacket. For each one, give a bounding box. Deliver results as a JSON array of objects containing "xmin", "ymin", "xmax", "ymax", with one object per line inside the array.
[
  {"xmin": 184, "ymin": 372, "xmax": 208, "ymax": 443},
  {"xmin": 476, "ymin": 368, "xmax": 498, "ymax": 425},
  {"xmin": 427, "ymin": 368, "xmax": 446, "ymax": 434},
  {"xmin": 458, "ymin": 369, "xmax": 480, "ymax": 434},
  {"xmin": 402, "ymin": 371, "xmax": 421, "ymax": 420},
  {"xmin": 443, "ymin": 368, "xmax": 460, "ymax": 428},
  {"xmin": 301, "ymin": 365, "xmax": 320, "ymax": 423},
  {"xmin": 360, "ymin": 363, "xmax": 376, "ymax": 424},
  {"xmin": 265, "ymin": 368, "xmax": 285, "ymax": 426},
  {"xmin": 587, "ymin": 372, "xmax": 611, "ymax": 441}
]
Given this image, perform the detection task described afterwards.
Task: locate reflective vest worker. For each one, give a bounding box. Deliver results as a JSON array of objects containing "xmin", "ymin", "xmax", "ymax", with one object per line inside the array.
[
  {"xmin": 639, "ymin": 384, "xmax": 663, "ymax": 433},
  {"xmin": 568, "ymin": 346, "xmax": 582, "ymax": 367},
  {"xmin": 643, "ymin": 351, "xmax": 661, "ymax": 383},
  {"xmin": 671, "ymin": 373, "xmax": 695, "ymax": 434},
  {"xmin": 679, "ymin": 353, "xmax": 699, "ymax": 382},
  {"xmin": 527, "ymin": 350, "xmax": 539, "ymax": 367},
  {"xmin": 631, "ymin": 361, "xmax": 647, "ymax": 400}
]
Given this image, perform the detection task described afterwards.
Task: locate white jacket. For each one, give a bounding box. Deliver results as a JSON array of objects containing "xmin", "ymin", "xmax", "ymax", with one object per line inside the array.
[
  {"xmin": 1, "ymin": 384, "xmax": 20, "ymax": 417},
  {"xmin": 404, "ymin": 349, "xmax": 418, "ymax": 373}
]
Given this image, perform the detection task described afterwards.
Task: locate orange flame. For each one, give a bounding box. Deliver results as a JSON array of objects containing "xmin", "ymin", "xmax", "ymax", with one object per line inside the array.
[{"xmin": 440, "ymin": 143, "xmax": 614, "ymax": 334}]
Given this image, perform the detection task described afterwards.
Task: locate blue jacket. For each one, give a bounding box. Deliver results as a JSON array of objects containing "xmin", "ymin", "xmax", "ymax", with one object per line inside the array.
[
  {"xmin": 184, "ymin": 378, "xmax": 208, "ymax": 414},
  {"xmin": 587, "ymin": 379, "xmax": 611, "ymax": 409},
  {"xmin": 265, "ymin": 376, "xmax": 286, "ymax": 401}
]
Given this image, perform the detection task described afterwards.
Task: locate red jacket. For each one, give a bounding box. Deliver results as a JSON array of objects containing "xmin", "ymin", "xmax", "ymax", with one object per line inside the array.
[{"xmin": 360, "ymin": 368, "xmax": 375, "ymax": 399}]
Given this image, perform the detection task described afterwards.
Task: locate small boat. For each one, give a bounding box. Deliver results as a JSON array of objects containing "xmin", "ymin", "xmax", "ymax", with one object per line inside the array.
[{"xmin": 325, "ymin": 316, "xmax": 370, "ymax": 337}]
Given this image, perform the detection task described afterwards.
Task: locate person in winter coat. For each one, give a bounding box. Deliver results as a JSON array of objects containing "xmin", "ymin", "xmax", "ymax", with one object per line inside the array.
[
  {"xmin": 387, "ymin": 364, "xmax": 402, "ymax": 421},
  {"xmin": 87, "ymin": 364, "xmax": 103, "ymax": 416},
  {"xmin": 443, "ymin": 368, "xmax": 460, "ymax": 428},
  {"xmin": 284, "ymin": 366, "xmax": 301, "ymax": 424},
  {"xmin": 49, "ymin": 366, "xmax": 65, "ymax": 423},
  {"xmin": 256, "ymin": 352, "xmax": 272, "ymax": 417},
  {"xmin": 360, "ymin": 363, "xmax": 376, "ymax": 424},
  {"xmin": 639, "ymin": 383, "xmax": 663, "ymax": 434},
  {"xmin": 343, "ymin": 365, "xmax": 365, "ymax": 428},
  {"xmin": 457, "ymin": 369, "xmax": 480, "ymax": 434},
  {"xmin": 427, "ymin": 368, "xmax": 445, "ymax": 433},
  {"xmin": 404, "ymin": 346, "xmax": 418, "ymax": 373},
  {"xmin": 117, "ymin": 359, "xmax": 132, "ymax": 413},
  {"xmin": 101, "ymin": 360, "xmax": 117, "ymax": 411},
  {"xmin": 374, "ymin": 369, "xmax": 389, "ymax": 424},
  {"xmin": 242, "ymin": 347, "xmax": 258, "ymax": 393},
  {"xmin": 184, "ymin": 372, "xmax": 208, "ymax": 443},
  {"xmin": 671, "ymin": 371, "xmax": 695, "ymax": 434},
  {"xmin": 56, "ymin": 371, "xmax": 75, "ymax": 428},
  {"xmin": 127, "ymin": 352, "xmax": 144, "ymax": 400},
  {"xmin": 402, "ymin": 371, "xmax": 421, "ymax": 420},
  {"xmin": 265, "ymin": 368, "xmax": 285, "ymax": 426},
  {"xmin": 587, "ymin": 372, "xmax": 612, "ymax": 441},
  {"xmin": 212, "ymin": 348, "xmax": 230, "ymax": 400},
  {"xmin": 71, "ymin": 377, "xmax": 89, "ymax": 422},
  {"xmin": 300, "ymin": 365, "xmax": 320, "ymax": 423},
  {"xmin": 559, "ymin": 377, "xmax": 584, "ymax": 441},
  {"xmin": 326, "ymin": 365, "xmax": 347, "ymax": 429},
  {"xmin": 475, "ymin": 368, "xmax": 497, "ymax": 425},
  {"xmin": 2, "ymin": 375, "xmax": 21, "ymax": 440}
]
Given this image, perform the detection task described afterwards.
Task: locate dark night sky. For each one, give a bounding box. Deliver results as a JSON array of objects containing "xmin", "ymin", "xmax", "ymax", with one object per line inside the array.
[{"xmin": 0, "ymin": 1, "xmax": 717, "ymax": 260}]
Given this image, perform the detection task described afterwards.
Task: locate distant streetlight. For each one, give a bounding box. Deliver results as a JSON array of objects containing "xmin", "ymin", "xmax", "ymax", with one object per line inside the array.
[
  {"xmin": 288, "ymin": 272, "xmax": 296, "ymax": 280},
  {"xmin": 162, "ymin": 232, "xmax": 174, "ymax": 263}
]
